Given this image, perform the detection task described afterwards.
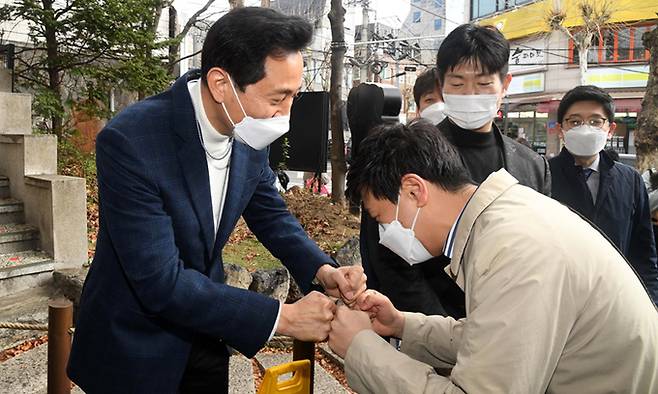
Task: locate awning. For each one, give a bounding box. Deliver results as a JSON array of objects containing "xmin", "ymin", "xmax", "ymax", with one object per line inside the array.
[
  {"xmin": 505, "ymin": 93, "xmax": 645, "ymax": 113},
  {"xmin": 613, "ymin": 98, "xmax": 643, "ymax": 112}
]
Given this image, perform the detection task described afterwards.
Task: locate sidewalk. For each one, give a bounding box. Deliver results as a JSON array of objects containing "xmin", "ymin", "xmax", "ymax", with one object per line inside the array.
[{"xmin": 0, "ymin": 341, "xmax": 350, "ymax": 393}]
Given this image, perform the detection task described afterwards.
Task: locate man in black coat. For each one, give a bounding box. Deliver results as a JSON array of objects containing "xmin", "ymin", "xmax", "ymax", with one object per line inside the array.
[
  {"xmin": 359, "ymin": 24, "xmax": 551, "ymax": 318},
  {"xmin": 549, "ymin": 85, "xmax": 658, "ymax": 305}
]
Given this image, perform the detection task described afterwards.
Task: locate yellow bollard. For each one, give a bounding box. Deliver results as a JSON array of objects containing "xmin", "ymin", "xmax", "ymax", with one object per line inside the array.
[{"xmin": 257, "ymin": 360, "xmax": 311, "ymax": 394}]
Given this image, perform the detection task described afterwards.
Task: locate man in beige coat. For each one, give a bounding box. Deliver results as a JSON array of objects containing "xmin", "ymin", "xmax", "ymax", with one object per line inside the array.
[{"xmin": 329, "ymin": 120, "xmax": 658, "ymax": 393}]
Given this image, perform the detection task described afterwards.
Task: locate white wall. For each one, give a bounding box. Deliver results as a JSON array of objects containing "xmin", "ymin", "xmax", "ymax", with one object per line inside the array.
[{"xmin": 445, "ymin": 0, "xmax": 469, "ymax": 33}]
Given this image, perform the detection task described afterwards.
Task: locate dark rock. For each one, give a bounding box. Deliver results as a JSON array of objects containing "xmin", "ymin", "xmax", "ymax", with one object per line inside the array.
[
  {"xmin": 249, "ymin": 268, "xmax": 290, "ymax": 303},
  {"xmin": 334, "ymin": 236, "xmax": 361, "ymax": 267},
  {"xmin": 285, "ymin": 279, "xmax": 304, "ymax": 304}
]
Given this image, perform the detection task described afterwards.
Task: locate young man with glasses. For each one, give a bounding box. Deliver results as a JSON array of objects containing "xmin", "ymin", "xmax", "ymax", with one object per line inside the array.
[{"xmin": 550, "ymin": 85, "xmax": 658, "ymax": 305}]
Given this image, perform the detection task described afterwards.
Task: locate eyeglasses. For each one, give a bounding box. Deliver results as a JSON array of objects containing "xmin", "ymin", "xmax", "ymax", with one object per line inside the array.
[{"xmin": 564, "ymin": 117, "xmax": 608, "ymax": 129}]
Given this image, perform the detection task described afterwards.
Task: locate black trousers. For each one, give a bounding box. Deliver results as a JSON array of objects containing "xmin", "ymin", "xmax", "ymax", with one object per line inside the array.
[{"xmin": 178, "ymin": 338, "xmax": 230, "ymax": 394}]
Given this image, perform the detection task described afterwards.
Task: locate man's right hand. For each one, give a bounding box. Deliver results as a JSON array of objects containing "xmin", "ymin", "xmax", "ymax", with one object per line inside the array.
[
  {"xmin": 356, "ymin": 289, "xmax": 405, "ymax": 338},
  {"xmin": 276, "ymin": 291, "xmax": 336, "ymax": 342}
]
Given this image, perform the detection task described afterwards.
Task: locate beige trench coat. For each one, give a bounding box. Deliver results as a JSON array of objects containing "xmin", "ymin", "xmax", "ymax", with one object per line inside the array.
[{"xmin": 345, "ymin": 170, "xmax": 658, "ymax": 394}]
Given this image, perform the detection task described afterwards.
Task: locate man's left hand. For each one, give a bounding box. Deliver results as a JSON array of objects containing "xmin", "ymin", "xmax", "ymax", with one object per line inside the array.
[
  {"xmin": 315, "ymin": 264, "xmax": 367, "ymax": 305},
  {"xmin": 328, "ymin": 305, "xmax": 372, "ymax": 358}
]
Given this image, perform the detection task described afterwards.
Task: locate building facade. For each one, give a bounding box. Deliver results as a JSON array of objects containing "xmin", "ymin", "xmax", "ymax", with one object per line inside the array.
[
  {"xmin": 386, "ymin": 0, "xmax": 470, "ymax": 116},
  {"xmin": 474, "ymin": 0, "xmax": 657, "ymax": 156}
]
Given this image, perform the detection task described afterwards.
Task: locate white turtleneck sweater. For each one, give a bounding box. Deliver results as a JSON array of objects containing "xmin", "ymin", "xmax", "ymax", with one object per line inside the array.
[
  {"xmin": 188, "ymin": 79, "xmax": 232, "ymax": 233},
  {"xmin": 187, "ymin": 79, "xmax": 280, "ymax": 340}
]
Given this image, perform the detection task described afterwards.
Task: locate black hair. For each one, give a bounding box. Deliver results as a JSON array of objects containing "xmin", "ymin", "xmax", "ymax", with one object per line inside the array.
[
  {"xmin": 201, "ymin": 7, "xmax": 313, "ymax": 90},
  {"xmin": 435, "ymin": 24, "xmax": 510, "ymax": 85},
  {"xmin": 557, "ymin": 85, "xmax": 616, "ymax": 123},
  {"xmin": 413, "ymin": 68, "xmax": 439, "ymax": 108},
  {"xmin": 345, "ymin": 120, "xmax": 471, "ymax": 205}
]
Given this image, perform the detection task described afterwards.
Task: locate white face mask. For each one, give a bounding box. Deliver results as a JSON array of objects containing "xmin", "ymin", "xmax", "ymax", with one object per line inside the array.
[
  {"xmin": 378, "ymin": 198, "xmax": 434, "ymax": 266},
  {"xmin": 419, "ymin": 102, "xmax": 446, "ymax": 125},
  {"xmin": 564, "ymin": 125, "xmax": 609, "ymax": 157},
  {"xmin": 442, "ymin": 93, "xmax": 499, "ymax": 130},
  {"xmin": 222, "ymin": 75, "xmax": 290, "ymax": 151}
]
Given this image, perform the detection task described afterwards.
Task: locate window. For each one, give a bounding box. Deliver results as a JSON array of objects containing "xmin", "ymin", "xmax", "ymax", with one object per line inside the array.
[
  {"xmin": 617, "ymin": 28, "xmax": 631, "ymax": 61},
  {"xmin": 471, "ymin": 0, "xmax": 536, "ymax": 19},
  {"xmin": 478, "ymin": 0, "xmax": 496, "ymax": 17},
  {"xmin": 434, "ymin": 18, "xmax": 442, "ymax": 31},
  {"xmin": 603, "ymin": 30, "xmax": 615, "ymax": 62},
  {"xmin": 569, "ymin": 24, "xmax": 652, "ymax": 64},
  {"xmin": 633, "ymin": 26, "xmax": 651, "ymax": 60},
  {"xmin": 433, "ymin": 0, "xmax": 445, "ymax": 8},
  {"xmin": 412, "ymin": 11, "xmax": 421, "ymax": 23}
]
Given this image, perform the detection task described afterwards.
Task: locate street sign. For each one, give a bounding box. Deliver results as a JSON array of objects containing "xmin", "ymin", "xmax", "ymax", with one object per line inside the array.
[{"xmin": 509, "ymin": 48, "xmax": 544, "ymax": 65}]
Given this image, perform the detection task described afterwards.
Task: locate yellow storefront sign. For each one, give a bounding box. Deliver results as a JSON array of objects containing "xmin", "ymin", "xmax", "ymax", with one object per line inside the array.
[{"xmin": 478, "ymin": 0, "xmax": 658, "ymax": 40}]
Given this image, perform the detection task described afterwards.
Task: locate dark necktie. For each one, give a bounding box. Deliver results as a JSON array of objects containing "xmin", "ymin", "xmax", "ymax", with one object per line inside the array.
[{"xmin": 582, "ymin": 168, "xmax": 594, "ymax": 181}]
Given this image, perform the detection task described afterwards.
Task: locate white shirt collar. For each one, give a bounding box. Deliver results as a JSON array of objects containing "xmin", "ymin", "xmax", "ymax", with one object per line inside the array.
[{"xmin": 586, "ymin": 154, "xmax": 601, "ymax": 172}]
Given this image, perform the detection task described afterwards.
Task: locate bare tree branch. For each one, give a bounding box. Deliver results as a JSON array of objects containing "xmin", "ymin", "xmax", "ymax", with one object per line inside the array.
[
  {"xmin": 169, "ymin": 49, "xmax": 202, "ymax": 67},
  {"xmin": 176, "ymin": 0, "xmax": 216, "ymax": 41},
  {"xmin": 166, "ymin": 0, "xmax": 217, "ymax": 75},
  {"xmin": 547, "ymin": 0, "xmax": 613, "ymax": 84}
]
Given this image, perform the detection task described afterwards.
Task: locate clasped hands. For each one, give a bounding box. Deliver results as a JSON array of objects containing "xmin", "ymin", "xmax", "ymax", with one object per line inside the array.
[{"xmin": 276, "ymin": 264, "xmax": 404, "ymax": 359}]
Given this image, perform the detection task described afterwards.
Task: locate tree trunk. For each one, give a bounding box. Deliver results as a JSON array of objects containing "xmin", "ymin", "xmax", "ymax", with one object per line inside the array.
[
  {"xmin": 228, "ymin": 0, "xmax": 244, "ymax": 9},
  {"xmin": 578, "ymin": 42, "xmax": 588, "ymax": 86},
  {"xmin": 168, "ymin": 6, "xmax": 179, "ymax": 77},
  {"xmin": 636, "ymin": 27, "xmax": 658, "ymax": 172},
  {"xmin": 328, "ymin": 0, "xmax": 347, "ymax": 204},
  {"xmin": 575, "ymin": 30, "xmax": 593, "ymax": 86},
  {"xmin": 42, "ymin": 0, "xmax": 63, "ymax": 135},
  {"xmin": 261, "ymin": 0, "xmax": 270, "ymax": 6}
]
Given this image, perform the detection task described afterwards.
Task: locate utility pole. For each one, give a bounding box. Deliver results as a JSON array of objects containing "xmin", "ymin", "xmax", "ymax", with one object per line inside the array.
[{"xmin": 359, "ymin": 1, "xmax": 370, "ymax": 83}]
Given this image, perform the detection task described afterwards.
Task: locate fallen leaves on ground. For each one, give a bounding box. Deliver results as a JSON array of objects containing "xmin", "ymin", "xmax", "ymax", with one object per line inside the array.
[
  {"xmin": 0, "ymin": 335, "xmax": 48, "ymax": 363},
  {"xmin": 252, "ymin": 358, "xmax": 265, "ymax": 391},
  {"xmin": 229, "ymin": 187, "xmax": 360, "ymax": 256},
  {"xmin": 316, "ymin": 348, "xmax": 356, "ymax": 393}
]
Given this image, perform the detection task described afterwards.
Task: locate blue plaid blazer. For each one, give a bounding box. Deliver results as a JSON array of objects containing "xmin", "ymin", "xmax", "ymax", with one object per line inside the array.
[{"xmin": 68, "ymin": 71, "xmax": 330, "ymax": 393}]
